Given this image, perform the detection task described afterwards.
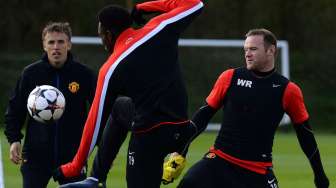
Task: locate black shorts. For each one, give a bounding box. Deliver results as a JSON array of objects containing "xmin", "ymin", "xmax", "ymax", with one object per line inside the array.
[
  {"xmin": 178, "ymin": 152, "xmax": 279, "ymax": 188},
  {"xmin": 126, "ymin": 121, "xmax": 193, "ymax": 188}
]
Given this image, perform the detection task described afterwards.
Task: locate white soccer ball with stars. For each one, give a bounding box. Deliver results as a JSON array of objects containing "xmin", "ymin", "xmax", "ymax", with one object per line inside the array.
[{"xmin": 27, "ymin": 85, "xmax": 66, "ymax": 123}]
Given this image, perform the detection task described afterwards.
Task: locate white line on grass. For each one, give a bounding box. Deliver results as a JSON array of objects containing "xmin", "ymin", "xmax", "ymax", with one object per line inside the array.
[{"xmin": 0, "ymin": 141, "xmax": 5, "ymax": 188}]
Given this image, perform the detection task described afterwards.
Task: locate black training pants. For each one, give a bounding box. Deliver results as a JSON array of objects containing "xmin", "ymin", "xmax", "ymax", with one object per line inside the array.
[
  {"xmin": 91, "ymin": 96, "xmax": 195, "ymax": 187},
  {"xmin": 91, "ymin": 96, "xmax": 134, "ymax": 182},
  {"xmin": 126, "ymin": 122, "xmax": 192, "ymax": 188},
  {"xmin": 178, "ymin": 153, "xmax": 279, "ymax": 188}
]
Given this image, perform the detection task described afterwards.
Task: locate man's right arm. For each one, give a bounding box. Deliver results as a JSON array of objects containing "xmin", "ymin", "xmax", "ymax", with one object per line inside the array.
[
  {"xmin": 162, "ymin": 104, "xmax": 216, "ymax": 184},
  {"xmin": 180, "ymin": 69, "xmax": 234, "ymax": 155},
  {"xmin": 4, "ymin": 71, "xmax": 30, "ymax": 165},
  {"xmin": 189, "ymin": 104, "xmax": 216, "ymax": 141},
  {"xmin": 9, "ymin": 142, "xmax": 22, "ymax": 164},
  {"xmin": 162, "ymin": 69, "xmax": 233, "ymax": 184}
]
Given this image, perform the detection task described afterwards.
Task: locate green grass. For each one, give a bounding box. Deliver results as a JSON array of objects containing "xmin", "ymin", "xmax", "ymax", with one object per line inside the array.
[{"xmin": 1, "ymin": 131, "xmax": 335, "ymax": 188}]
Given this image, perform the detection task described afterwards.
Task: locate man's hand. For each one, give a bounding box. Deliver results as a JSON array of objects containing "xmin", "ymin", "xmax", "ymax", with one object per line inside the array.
[
  {"xmin": 162, "ymin": 152, "xmax": 186, "ymax": 185},
  {"xmin": 9, "ymin": 142, "xmax": 22, "ymax": 164}
]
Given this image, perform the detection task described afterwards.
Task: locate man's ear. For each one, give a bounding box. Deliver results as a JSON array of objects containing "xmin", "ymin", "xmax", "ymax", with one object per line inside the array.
[
  {"xmin": 106, "ymin": 30, "xmax": 118, "ymax": 42},
  {"xmin": 104, "ymin": 30, "xmax": 118, "ymax": 53},
  {"xmin": 67, "ymin": 40, "xmax": 72, "ymax": 51},
  {"xmin": 267, "ymin": 45, "xmax": 276, "ymax": 56},
  {"xmin": 108, "ymin": 30, "xmax": 119, "ymax": 46},
  {"xmin": 106, "ymin": 30, "xmax": 113, "ymax": 41},
  {"xmin": 105, "ymin": 30, "xmax": 113, "ymax": 48},
  {"xmin": 42, "ymin": 41, "xmax": 47, "ymax": 52}
]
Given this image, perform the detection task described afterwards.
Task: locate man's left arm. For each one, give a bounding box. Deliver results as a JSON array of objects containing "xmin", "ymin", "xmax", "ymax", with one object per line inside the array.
[
  {"xmin": 135, "ymin": 0, "xmax": 203, "ymax": 13},
  {"xmin": 293, "ymin": 121, "xmax": 329, "ymax": 188},
  {"xmin": 283, "ymin": 82, "xmax": 329, "ymax": 188},
  {"xmin": 133, "ymin": 0, "xmax": 204, "ymax": 33}
]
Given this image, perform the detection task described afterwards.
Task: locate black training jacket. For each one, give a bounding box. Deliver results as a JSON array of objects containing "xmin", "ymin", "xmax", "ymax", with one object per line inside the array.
[{"xmin": 4, "ymin": 53, "xmax": 96, "ymax": 168}]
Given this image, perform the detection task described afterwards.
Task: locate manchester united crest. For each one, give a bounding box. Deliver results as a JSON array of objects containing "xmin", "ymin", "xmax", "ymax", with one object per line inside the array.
[{"xmin": 68, "ymin": 82, "xmax": 80, "ymax": 93}]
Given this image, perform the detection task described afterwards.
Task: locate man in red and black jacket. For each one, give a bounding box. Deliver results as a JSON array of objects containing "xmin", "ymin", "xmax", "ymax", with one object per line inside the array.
[
  {"xmin": 54, "ymin": 0, "xmax": 204, "ymax": 188},
  {"xmin": 177, "ymin": 29, "xmax": 329, "ymax": 188}
]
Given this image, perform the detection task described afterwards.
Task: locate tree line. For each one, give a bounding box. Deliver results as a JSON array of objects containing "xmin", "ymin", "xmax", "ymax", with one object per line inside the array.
[{"xmin": 1, "ymin": 0, "xmax": 335, "ymax": 129}]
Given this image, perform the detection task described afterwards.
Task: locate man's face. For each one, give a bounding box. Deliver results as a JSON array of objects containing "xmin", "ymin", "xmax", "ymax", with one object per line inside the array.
[
  {"xmin": 244, "ymin": 35, "xmax": 275, "ymax": 72},
  {"xmin": 43, "ymin": 32, "xmax": 71, "ymax": 69},
  {"xmin": 98, "ymin": 22, "xmax": 114, "ymax": 53}
]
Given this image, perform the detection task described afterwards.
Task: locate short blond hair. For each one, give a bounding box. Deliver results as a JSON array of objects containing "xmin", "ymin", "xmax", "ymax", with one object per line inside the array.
[{"xmin": 42, "ymin": 22, "xmax": 72, "ymax": 41}]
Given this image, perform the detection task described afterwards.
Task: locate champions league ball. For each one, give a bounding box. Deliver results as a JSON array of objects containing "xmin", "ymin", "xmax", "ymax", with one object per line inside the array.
[{"xmin": 27, "ymin": 85, "xmax": 66, "ymax": 123}]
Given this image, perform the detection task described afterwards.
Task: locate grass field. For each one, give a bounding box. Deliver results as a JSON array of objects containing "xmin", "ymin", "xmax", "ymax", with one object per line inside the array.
[{"xmin": 1, "ymin": 131, "xmax": 335, "ymax": 188}]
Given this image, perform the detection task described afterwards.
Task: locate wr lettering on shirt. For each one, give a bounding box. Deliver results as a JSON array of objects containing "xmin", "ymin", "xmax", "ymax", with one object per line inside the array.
[{"xmin": 237, "ymin": 79, "xmax": 252, "ymax": 88}]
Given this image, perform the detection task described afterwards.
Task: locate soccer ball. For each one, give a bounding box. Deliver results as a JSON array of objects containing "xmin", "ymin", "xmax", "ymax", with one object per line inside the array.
[{"xmin": 27, "ymin": 85, "xmax": 66, "ymax": 123}]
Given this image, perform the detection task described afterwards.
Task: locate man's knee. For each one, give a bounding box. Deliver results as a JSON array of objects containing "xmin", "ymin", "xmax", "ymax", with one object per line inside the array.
[
  {"xmin": 177, "ymin": 165, "xmax": 211, "ymax": 188},
  {"xmin": 177, "ymin": 175, "xmax": 199, "ymax": 188},
  {"xmin": 112, "ymin": 96, "xmax": 135, "ymax": 128}
]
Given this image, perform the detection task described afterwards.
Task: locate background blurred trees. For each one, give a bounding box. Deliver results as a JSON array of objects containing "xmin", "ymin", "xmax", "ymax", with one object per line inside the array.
[
  {"xmin": 2, "ymin": 0, "xmax": 336, "ymax": 52},
  {"xmin": 1, "ymin": 0, "xmax": 335, "ymax": 130}
]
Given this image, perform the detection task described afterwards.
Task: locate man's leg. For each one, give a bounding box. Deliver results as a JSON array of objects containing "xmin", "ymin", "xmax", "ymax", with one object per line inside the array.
[
  {"xmin": 91, "ymin": 96, "xmax": 134, "ymax": 181},
  {"xmin": 59, "ymin": 96, "xmax": 134, "ymax": 188},
  {"xmin": 21, "ymin": 163, "xmax": 51, "ymax": 188},
  {"xmin": 126, "ymin": 133, "xmax": 166, "ymax": 188},
  {"xmin": 126, "ymin": 122, "xmax": 194, "ymax": 188},
  {"xmin": 177, "ymin": 157, "xmax": 217, "ymax": 188},
  {"xmin": 236, "ymin": 167, "xmax": 279, "ymax": 188}
]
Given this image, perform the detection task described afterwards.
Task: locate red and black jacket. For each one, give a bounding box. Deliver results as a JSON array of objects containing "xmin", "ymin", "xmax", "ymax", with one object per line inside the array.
[{"xmin": 61, "ymin": 0, "xmax": 204, "ymax": 178}]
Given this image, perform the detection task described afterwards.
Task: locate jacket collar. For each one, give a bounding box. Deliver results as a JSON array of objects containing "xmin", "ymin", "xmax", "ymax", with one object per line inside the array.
[{"xmin": 41, "ymin": 52, "xmax": 74, "ymax": 70}]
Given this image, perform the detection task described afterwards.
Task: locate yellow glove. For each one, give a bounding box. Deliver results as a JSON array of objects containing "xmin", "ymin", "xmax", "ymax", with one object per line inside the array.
[{"xmin": 162, "ymin": 153, "xmax": 186, "ymax": 185}]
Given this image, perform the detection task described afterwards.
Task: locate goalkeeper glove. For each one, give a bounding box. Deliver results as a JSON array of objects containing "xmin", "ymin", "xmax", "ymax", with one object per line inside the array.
[{"xmin": 162, "ymin": 153, "xmax": 186, "ymax": 185}]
